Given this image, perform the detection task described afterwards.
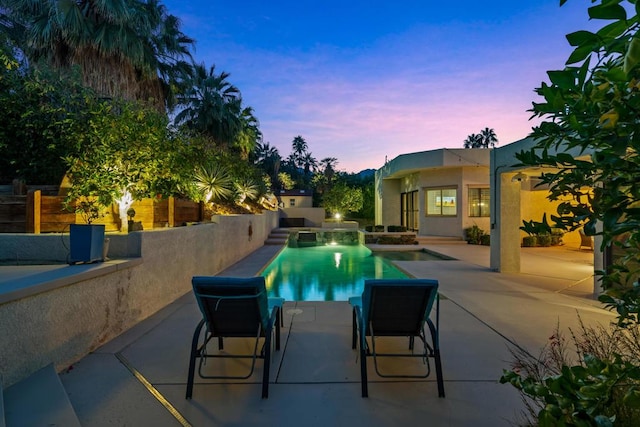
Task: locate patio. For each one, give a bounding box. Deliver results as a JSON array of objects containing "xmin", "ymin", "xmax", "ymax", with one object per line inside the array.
[{"xmin": 50, "ymin": 243, "xmax": 611, "ymax": 426}]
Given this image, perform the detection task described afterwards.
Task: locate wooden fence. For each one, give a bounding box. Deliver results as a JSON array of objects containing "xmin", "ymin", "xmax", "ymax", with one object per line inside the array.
[{"xmin": 0, "ymin": 190, "xmax": 204, "ymax": 233}]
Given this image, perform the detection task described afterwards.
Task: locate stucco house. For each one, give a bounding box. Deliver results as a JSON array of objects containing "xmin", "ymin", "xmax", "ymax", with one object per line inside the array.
[
  {"xmin": 376, "ymin": 141, "xmax": 603, "ymax": 297},
  {"xmin": 375, "ymin": 148, "xmax": 491, "ymax": 240}
]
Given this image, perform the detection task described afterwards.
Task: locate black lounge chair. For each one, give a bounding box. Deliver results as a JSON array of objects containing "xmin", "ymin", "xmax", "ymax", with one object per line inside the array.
[
  {"xmin": 349, "ymin": 279, "xmax": 444, "ymax": 398},
  {"xmin": 186, "ymin": 276, "xmax": 284, "ymax": 399}
]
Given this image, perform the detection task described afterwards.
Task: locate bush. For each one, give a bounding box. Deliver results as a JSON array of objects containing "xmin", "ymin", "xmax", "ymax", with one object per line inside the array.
[
  {"xmin": 500, "ymin": 317, "xmax": 640, "ymax": 426},
  {"xmin": 376, "ymin": 235, "xmax": 417, "ymax": 245},
  {"xmin": 464, "ymin": 224, "xmax": 485, "ymax": 245},
  {"xmin": 480, "ymin": 234, "xmax": 490, "ymax": 246},
  {"xmin": 387, "ymin": 225, "xmax": 407, "ymax": 232}
]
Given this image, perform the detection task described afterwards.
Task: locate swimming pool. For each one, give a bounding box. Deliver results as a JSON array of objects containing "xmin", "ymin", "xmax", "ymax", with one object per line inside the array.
[{"xmin": 261, "ymin": 244, "xmax": 409, "ymax": 301}]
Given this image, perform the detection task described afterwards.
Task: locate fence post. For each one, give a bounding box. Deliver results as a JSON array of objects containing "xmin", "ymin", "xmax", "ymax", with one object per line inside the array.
[
  {"xmin": 26, "ymin": 190, "xmax": 41, "ymax": 234},
  {"xmin": 168, "ymin": 196, "xmax": 175, "ymax": 227}
]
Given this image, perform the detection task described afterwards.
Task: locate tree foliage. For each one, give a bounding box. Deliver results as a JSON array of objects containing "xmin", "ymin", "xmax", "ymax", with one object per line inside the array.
[
  {"xmin": 0, "ymin": 64, "xmax": 95, "ymax": 184},
  {"xmin": 502, "ymin": 1, "xmax": 640, "ymax": 424},
  {"xmin": 0, "ymin": 0, "xmax": 194, "ymax": 110},
  {"xmin": 463, "ymin": 127, "xmax": 498, "ymax": 148},
  {"xmin": 321, "ymin": 182, "xmax": 364, "ymax": 216}
]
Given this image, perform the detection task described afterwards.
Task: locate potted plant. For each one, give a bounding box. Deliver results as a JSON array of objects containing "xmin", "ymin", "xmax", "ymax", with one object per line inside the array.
[
  {"xmin": 464, "ymin": 224, "xmax": 485, "ymax": 245},
  {"xmin": 520, "ymin": 213, "xmax": 553, "ymax": 248},
  {"xmin": 66, "ymin": 198, "xmax": 107, "ymax": 264}
]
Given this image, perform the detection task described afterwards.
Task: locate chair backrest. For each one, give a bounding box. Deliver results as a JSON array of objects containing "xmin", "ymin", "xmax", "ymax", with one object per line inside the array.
[
  {"xmin": 362, "ymin": 279, "xmax": 439, "ymax": 336},
  {"xmin": 192, "ymin": 276, "xmax": 270, "ymax": 337}
]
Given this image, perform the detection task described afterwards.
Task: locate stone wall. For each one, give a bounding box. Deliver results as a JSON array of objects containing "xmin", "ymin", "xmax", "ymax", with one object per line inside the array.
[{"xmin": 0, "ymin": 211, "xmax": 279, "ymax": 387}]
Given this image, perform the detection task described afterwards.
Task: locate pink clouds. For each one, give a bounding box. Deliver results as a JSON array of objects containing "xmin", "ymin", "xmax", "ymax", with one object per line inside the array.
[{"xmin": 161, "ymin": 0, "xmax": 597, "ymax": 172}]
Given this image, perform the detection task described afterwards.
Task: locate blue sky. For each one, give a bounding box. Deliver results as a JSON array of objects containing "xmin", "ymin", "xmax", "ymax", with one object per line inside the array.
[{"xmin": 161, "ymin": 1, "xmax": 594, "ymax": 172}]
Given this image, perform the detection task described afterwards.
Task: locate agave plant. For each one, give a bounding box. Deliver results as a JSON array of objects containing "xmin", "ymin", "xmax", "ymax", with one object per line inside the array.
[
  {"xmin": 234, "ymin": 177, "xmax": 260, "ymax": 205},
  {"xmin": 193, "ymin": 163, "xmax": 233, "ymax": 203}
]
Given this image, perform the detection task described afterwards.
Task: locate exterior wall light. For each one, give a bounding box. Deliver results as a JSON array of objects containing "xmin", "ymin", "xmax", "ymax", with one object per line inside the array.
[{"xmin": 511, "ymin": 172, "xmax": 528, "ymax": 182}]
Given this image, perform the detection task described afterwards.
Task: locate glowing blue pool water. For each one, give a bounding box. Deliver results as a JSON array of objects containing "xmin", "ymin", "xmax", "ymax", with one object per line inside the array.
[{"xmin": 261, "ymin": 244, "xmax": 408, "ymax": 301}]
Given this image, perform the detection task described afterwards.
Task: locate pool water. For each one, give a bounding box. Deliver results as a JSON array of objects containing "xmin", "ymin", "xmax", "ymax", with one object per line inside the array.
[{"xmin": 261, "ymin": 245, "xmax": 408, "ymax": 301}]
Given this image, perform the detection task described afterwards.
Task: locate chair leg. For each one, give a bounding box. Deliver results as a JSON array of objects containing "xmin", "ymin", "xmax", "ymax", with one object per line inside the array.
[
  {"xmin": 275, "ymin": 307, "xmax": 281, "ymax": 350},
  {"xmin": 351, "ymin": 308, "xmax": 357, "ymax": 349},
  {"xmin": 186, "ymin": 319, "xmax": 205, "ymax": 399},
  {"xmin": 427, "ymin": 318, "xmax": 445, "ymax": 398},
  {"xmin": 434, "ymin": 348, "xmax": 445, "ymax": 398},
  {"xmin": 262, "ymin": 324, "xmax": 272, "ymax": 399},
  {"xmin": 360, "ymin": 337, "xmax": 368, "ymax": 398}
]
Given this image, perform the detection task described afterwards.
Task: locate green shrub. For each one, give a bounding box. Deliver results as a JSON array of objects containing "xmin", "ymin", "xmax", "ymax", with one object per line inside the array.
[
  {"xmin": 501, "ymin": 318, "xmax": 640, "ymax": 427},
  {"xmin": 480, "ymin": 234, "xmax": 490, "ymax": 246},
  {"xmin": 464, "ymin": 224, "xmax": 485, "ymax": 245}
]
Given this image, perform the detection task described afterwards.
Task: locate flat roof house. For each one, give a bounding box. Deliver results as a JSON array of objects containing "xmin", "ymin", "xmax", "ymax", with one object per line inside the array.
[{"xmin": 375, "ymin": 148, "xmax": 491, "ymax": 240}]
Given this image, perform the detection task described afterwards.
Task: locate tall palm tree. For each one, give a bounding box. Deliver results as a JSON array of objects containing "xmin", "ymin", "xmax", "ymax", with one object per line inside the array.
[
  {"xmin": 291, "ymin": 135, "xmax": 308, "ymax": 169},
  {"xmin": 302, "ymin": 152, "xmax": 318, "ymax": 178},
  {"xmin": 463, "ymin": 133, "xmax": 482, "ymax": 148},
  {"xmin": 174, "ymin": 63, "xmax": 242, "ymax": 147},
  {"xmin": 480, "ymin": 127, "xmax": 498, "ymax": 148},
  {"xmin": 234, "ymin": 106, "xmax": 262, "ymax": 160},
  {"xmin": 1, "ymin": 0, "xmax": 194, "ymax": 109}
]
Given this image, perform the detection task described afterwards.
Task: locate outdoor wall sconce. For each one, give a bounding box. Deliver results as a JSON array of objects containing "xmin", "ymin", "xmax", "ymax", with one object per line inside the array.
[{"xmin": 511, "ymin": 172, "xmax": 528, "ymax": 182}]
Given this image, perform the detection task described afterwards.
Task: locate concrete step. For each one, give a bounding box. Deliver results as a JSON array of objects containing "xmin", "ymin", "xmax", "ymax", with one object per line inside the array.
[
  {"xmin": 3, "ymin": 364, "xmax": 80, "ymax": 427},
  {"xmin": 264, "ymin": 238, "xmax": 288, "ymax": 245},
  {"xmin": 415, "ymin": 236, "xmax": 466, "ymax": 244}
]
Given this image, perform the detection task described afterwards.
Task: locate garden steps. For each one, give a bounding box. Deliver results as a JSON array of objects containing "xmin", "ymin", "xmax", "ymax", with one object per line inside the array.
[
  {"xmin": 2, "ymin": 364, "xmax": 80, "ymax": 427},
  {"xmin": 264, "ymin": 228, "xmax": 290, "ymax": 245}
]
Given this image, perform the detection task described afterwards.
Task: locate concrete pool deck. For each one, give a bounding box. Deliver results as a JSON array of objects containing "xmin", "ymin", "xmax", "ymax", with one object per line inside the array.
[{"xmin": 44, "ymin": 242, "xmax": 615, "ymax": 426}]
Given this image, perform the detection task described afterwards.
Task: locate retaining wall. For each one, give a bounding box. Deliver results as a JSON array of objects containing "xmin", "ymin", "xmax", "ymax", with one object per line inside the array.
[{"xmin": 0, "ymin": 212, "xmax": 279, "ymax": 387}]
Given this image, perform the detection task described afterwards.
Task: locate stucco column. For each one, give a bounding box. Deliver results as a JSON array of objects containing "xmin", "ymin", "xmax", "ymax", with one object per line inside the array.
[{"xmin": 490, "ymin": 172, "xmax": 521, "ymax": 272}]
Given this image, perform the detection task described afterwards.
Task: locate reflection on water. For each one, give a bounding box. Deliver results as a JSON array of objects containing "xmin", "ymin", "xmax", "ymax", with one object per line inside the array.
[{"xmin": 261, "ymin": 245, "xmax": 407, "ymax": 301}]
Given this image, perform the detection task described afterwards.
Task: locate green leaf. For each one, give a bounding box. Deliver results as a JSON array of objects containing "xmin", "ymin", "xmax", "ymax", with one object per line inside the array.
[
  {"xmin": 624, "ymin": 37, "xmax": 640, "ymax": 74},
  {"xmin": 588, "ymin": 3, "xmax": 627, "ymax": 20},
  {"xmin": 566, "ymin": 30, "xmax": 600, "ymax": 47},
  {"xmin": 596, "ymin": 20, "xmax": 629, "ymax": 40},
  {"xmin": 567, "ymin": 44, "xmax": 595, "ymax": 65},
  {"xmin": 548, "ymin": 70, "xmax": 577, "ymax": 89}
]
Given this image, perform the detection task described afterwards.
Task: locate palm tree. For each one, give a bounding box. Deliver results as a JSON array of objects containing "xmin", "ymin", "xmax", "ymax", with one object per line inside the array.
[
  {"xmin": 254, "ymin": 141, "xmax": 281, "ymax": 182},
  {"xmin": 234, "ymin": 106, "xmax": 262, "ymax": 160},
  {"xmin": 291, "ymin": 135, "xmax": 308, "ymax": 169},
  {"xmin": 480, "ymin": 127, "xmax": 498, "ymax": 148},
  {"xmin": 174, "ymin": 63, "xmax": 242, "ymax": 147},
  {"xmin": 1, "ymin": 0, "xmax": 194, "ymax": 110},
  {"xmin": 302, "ymin": 152, "xmax": 318, "ymax": 178},
  {"xmin": 463, "ymin": 133, "xmax": 482, "ymax": 148}
]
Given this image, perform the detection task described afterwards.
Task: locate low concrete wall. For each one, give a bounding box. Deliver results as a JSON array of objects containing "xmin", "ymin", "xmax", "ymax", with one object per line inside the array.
[
  {"xmin": 0, "ymin": 212, "xmax": 278, "ymax": 387},
  {"xmin": 279, "ymin": 207, "xmax": 326, "ymax": 227}
]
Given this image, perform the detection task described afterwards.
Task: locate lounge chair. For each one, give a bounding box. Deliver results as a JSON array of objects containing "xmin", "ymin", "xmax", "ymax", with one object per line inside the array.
[
  {"xmin": 579, "ymin": 228, "xmax": 594, "ymax": 250},
  {"xmin": 186, "ymin": 276, "xmax": 284, "ymax": 399},
  {"xmin": 349, "ymin": 279, "xmax": 444, "ymax": 398}
]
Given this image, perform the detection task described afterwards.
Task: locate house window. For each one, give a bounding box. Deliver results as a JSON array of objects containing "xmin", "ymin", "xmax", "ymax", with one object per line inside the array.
[
  {"xmin": 289, "ymin": 199, "xmax": 296, "ymax": 207},
  {"xmin": 468, "ymin": 187, "xmax": 490, "ymax": 217},
  {"xmin": 426, "ymin": 188, "xmax": 457, "ymax": 216},
  {"xmin": 401, "ymin": 191, "xmax": 419, "ymax": 231}
]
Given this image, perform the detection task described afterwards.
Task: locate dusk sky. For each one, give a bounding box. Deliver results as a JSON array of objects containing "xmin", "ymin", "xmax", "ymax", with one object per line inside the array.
[{"xmin": 161, "ymin": 1, "xmax": 595, "ymax": 173}]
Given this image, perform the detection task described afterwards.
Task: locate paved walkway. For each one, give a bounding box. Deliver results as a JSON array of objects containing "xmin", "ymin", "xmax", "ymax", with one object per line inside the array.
[{"xmin": 58, "ymin": 243, "xmax": 612, "ymax": 426}]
